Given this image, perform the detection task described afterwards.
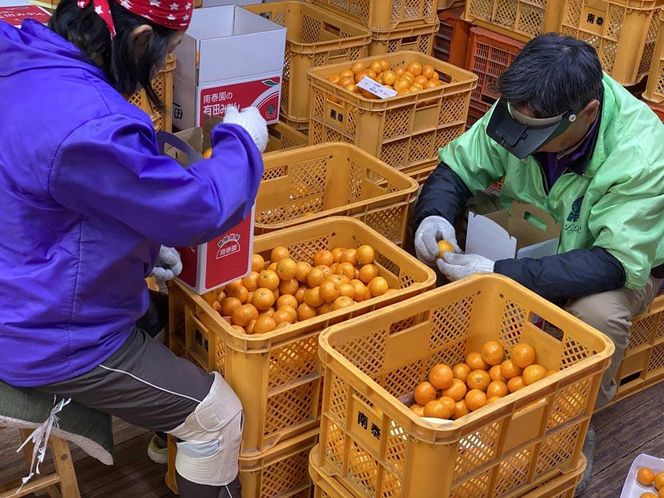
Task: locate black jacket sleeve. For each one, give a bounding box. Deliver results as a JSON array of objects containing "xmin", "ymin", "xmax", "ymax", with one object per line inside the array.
[
  {"xmin": 494, "ymin": 247, "xmax": 627, "ymax": 303},
  {"xmin": 411, "ymin": 163, "xmax": 472, "ymax": 232}
]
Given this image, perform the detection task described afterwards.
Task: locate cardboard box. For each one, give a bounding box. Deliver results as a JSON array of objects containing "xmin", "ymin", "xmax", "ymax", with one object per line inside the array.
[
  {"xmin": 158, "ymin": 128, "xmax": 254, "ymax": 294},
  {"xmin": 465, "ymin": 202, "xmax": 561, "ymax": 261},
  {"xmin": 200, "ymin": 0, "xmax": 255, "ymax": 7},
  {"xmin": 173, "ymin": 5, "xmax": 286, "ymax": 130},
  {"xmin": 0, "ymin": 5, "xmax": 50, "ymax": 25}
]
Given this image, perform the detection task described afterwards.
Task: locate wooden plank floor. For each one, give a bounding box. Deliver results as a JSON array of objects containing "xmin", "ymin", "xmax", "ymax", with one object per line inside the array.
[{"xmin": 1, "ymin": 382, "xmax": 662, "ymax": 497}]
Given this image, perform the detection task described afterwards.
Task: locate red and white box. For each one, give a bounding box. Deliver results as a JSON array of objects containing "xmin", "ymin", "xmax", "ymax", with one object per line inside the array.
[
  {"xmin": 0, "ymin": 5, "xmax": 50, "ymax": 26},
  {"xmin": 173, "ymin": 5, "xmax": 286, "ymax": 129}
]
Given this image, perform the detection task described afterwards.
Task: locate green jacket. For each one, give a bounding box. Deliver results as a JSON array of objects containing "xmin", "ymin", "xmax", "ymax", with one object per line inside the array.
[{"xmin": 439, "ymin": 75, "xmax": 664, "ymax": 289}]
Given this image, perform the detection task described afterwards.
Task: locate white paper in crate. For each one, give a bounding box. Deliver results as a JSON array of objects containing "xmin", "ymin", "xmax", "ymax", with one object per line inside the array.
[
  {"xmin": 620, "ymin": 453, "xmax": 664, "ymax": 498},
  {"xmin": 466, "ymin": 201, "xmax": 561, "ymax": 261}
]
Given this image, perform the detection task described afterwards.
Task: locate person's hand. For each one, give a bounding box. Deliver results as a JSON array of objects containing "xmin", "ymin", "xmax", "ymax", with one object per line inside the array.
[
  {"xmin": 223, "ymin": 106, "xmax": 268, "ymax": 153},
  {"xmin": 414, "ymin": 215, "xmax": 461, "ymax": 264},
  {"xmin": 151, "ymin": 246, "xmax": 182, "ymax": 282},
  {"xmin": 436, "ymin": 252, "xmax": 494, "ymax": 282}
]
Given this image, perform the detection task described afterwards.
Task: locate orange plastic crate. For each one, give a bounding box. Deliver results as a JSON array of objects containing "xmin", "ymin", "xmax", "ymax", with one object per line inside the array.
[
  {"xmin": 307, "ymin": 0, "xmax": 438, "ymax": 31},
  {"xmin": 308, "ymin": 51, "xmax": 476, "ymax": 172},
  {"xmin": 317, "ymin": 275, "xmax": 613, "ymax": 498},
  {"xmin": 256, "ymin": 143, "xmax": 419, "ymax": 246},
  {"xmin": 643, "ymin": 10, "xmax": 664, "ymax": 102},
  {"xmin": 264, "ymin": 121, "xmax": 308, "ymax": 155},
  {"xmin": 168, "ymin": 217, "xmax": 435, "ymax": 455},
  {"xmin": 245, "ymin": 2, "xmax": 371, "ymax": 124},
  {"xmin": 368, "ymin": 21, "xmax": 439, "ymax": 56},
  {"xmin": 433, "ymin": 8, "xmax": 471, "ymax": 68},
  {"xmin": 127, "ymin": 53, "xmax": 175, "ymax": 132}
]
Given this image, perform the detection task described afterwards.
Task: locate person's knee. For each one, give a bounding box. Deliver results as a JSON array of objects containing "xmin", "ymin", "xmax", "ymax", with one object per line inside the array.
[
  {"xmin": 168, "ymin": 372, "xmax": 243, "ymax": 486},
  {"xmin": 565, "ymin": 294, "xmax": 630, "ymax": 340}
]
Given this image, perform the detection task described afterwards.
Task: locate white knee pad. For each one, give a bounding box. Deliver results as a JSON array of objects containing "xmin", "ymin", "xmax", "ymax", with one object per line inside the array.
[{"xmin": 168, "ymin": 372, "xmax": 243, "ymax": 486}]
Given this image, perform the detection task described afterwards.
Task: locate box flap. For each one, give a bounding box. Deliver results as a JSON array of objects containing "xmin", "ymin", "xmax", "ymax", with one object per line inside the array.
[
  {"xmin": 507, "ymin": 202, "xmax": 561, "ymax": 249},
  {"xmin": 466, "ymin": 211, "xmax": 517, "ymax": 262}
]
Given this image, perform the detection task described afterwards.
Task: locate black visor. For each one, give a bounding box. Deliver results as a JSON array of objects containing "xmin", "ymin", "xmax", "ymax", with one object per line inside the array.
[{"xmin": 486, "ymin": 98, "xmax": 578, "ymax": 159}]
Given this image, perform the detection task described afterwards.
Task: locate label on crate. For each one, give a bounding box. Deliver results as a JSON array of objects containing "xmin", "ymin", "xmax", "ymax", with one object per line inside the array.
[
  {"xmin": 199, "ymin": 77, "xmax": 281, "ymax": 126},
  {"xmin": 0, "ymin": 5, "xmax": 50, "ymax": 26},
  {"xmin": 357, "ymin": 76, "xmax": 397, "ymax": 99}
]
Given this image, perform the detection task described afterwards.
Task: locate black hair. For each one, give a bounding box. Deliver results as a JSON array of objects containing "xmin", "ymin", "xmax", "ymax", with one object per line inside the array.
[
  {"xmin": 497, "ymin": 33, "xmax": 604, "ymax": 118},
  {"xmin": 49, "ymin": 0, "xmax": 176, "ymax": 109}
]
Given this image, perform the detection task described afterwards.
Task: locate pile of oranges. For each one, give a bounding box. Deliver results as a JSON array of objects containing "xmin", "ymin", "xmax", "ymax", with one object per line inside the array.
[
  {"xmin": 636, "ymin": 467, "xmax": 664, "ymax": 498},
  {"xmin": 327, "ymin": 59, "xmax": 443, "ymax": 99},
  {"xmin": 410, "ymin": 341, "xmax": 556, "ymax": 420},
  {"xmin": 208, "ymin": 244, "xmax": 396, "ymax": 335}
]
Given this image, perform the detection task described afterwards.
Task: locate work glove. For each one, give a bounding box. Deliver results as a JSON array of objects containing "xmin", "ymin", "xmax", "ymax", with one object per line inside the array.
[
  {"xmin": 436, "ymin": 252, "xmax": 494, "ymax": 282},
  {"xmin": 414, "ymin": 215, "xmax": 461, "ymax": 265},
  {"xmin": 223, "ymin": 106, "xmax": 269, "ymax": 153},
  {"xmin": 151, "ymin": 246, "xmax": 182, "ymax": 282}
]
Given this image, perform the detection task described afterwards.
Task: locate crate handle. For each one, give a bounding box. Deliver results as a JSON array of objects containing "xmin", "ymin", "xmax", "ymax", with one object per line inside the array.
[{"xmin": 322, "ymin": 22, "xmax": 341, "ymax": 37}]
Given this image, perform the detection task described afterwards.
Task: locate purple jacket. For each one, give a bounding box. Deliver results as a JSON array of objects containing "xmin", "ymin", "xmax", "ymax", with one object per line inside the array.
[{"xmin": 0, "ymin": 21, "xmax": 263, "ymax": 387}]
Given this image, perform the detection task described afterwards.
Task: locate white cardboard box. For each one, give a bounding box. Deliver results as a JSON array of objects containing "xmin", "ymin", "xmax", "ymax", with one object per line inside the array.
[
  {"xmin": 620, "ymin": 453, "xmax": 664, "ymax": 498},
  {"xmin": 173, "ymin": 5, "xmax": 286, "ymax": 129},
  {"xmin": 466, "ymin": 202, "xmax": 561, "ymax": 262}
]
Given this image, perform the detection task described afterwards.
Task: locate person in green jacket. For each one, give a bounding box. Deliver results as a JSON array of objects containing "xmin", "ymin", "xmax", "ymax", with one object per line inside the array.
[{"xmin": 412, "ymin": 33, "xmax": 664, "ymax": 495}]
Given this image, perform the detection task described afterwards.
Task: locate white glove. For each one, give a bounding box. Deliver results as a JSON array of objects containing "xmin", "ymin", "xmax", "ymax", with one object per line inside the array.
[
  {"xmin": 223, "ymin": 106, "xmax": 269, "ymax": 153},
  {"xmin": 151, "ymin": 246, "xmax": 182, "ymax": 282},
  {"xmin": 414, "ymin": 215, "xmax": 461, "ymax": 264},
  {"xmin": 436, "ymin": 252, "xmax": 494, "ymax": 282}
]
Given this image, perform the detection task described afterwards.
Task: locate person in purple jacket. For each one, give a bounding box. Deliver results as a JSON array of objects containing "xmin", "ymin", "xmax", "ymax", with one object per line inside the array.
[{"xmin": 0, "ymin": 0, "xmax": 268, "ymax": 495}]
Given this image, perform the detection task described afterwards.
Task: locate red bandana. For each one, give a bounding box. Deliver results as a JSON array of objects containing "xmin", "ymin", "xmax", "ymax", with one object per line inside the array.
[{"xmin": 77, "ymin": 0, "xmax": 193, "ymax": 38}]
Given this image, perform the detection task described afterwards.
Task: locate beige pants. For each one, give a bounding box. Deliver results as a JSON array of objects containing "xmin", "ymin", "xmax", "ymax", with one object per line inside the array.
[{"xmin": 566, "ymin": 275, "xmax": 663, "ymax": 408}]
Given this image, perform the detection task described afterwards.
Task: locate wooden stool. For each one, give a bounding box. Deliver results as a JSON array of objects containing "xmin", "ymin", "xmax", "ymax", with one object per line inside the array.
[{"xmin": 0, "ymin": 428, "xmax": 81, "ymax": 498}]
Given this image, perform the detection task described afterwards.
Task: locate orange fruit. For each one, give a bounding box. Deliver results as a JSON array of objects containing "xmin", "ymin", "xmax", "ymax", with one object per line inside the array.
[
  {"xmin": 482, "ymin": 341, "xmax": 505, "ymax": 366},
  {"xmin": 245, "ymin": 319, "xmax": 257, "ymax": 335},
  {"xmin": 246, "ymin": 291, "xmax": 254, "ymax": 304},
  {"xmin": 454, "ymin": 400, "xmax": 469, "ymax": 419},
  {"xmin": 379, "ymin": 59, "xmax": 390, "ymax": 72},
  {"xmin": 242, "ymin": 272, "xmax": 259, "ymax": 292},
  {"xmin": 487, "ymin": 396, "xmax": 502, "ymax": 404},
  {"xmin": 465, "ymin": 389, "xmax": 487, "ymax": 411},
  {"xmin": 422, "ymin": 64, "xmax": 435, "ymax": 79},
  {"xmin": 345, "ymin": 83, "xmax": 358, "ymax": 93},
  {"xmin": 359, "ymin": 264, "xmax": 379, "ymax": 284},
  {"xmin": 297, "ymin": 303, "xmax": 317, "ymax": 321},
  {"xmin": 267, "ymin": 262, "xmax": 278, "ymax": 272},
  {"xmin": 368, "ymin": 277, "xmax": 389, "ymax": 297},
  {"xmin": 273, "ymin": 308, "xmax": 294, "ymax": 326},
  {"xmin": 231, "ymin": 304, "xmax": 259, "ymax": 327},
  {"xmin": 654, "ymin": 472, "xmax": 664, "ymax": 490},
  {"xmin": 333, "ymin": 296, "xmax": 355, "ymax": 310},
  {"xmin": 428, "ymin": 364, "xmax": 454, "ymax": 390},
  {"xmin": 511, "ymin": 343, "xmax": 536, "ymax": 368},
  {"xmin": 507, "ymin": 376, "xmax": 526, "ymax": 393},
  {"xmin": 220, "ymin": 297, "xmax": 242, "ymax": 316},
  {"xmin": 317, "ymin": 265, "xmax": 333, "ymax": 279},
  {"xmin": 319, "ymin": 303, "xmax": 334, "ymax": 315},
  {"xmin": 453, "ymin": 363, "xmax": 471, "ymax": 382},
  {"xmin": 279, "ymin": 278, "xmax": 299, "ymax": 296},
  {"xmin": 638, "ymin": 468, "xmax": 656, "ymax": 486},
  {"xmin": 331, "ymin": 247, "xmax": 346, "ymax": 264},
  {"xmin": 522, "ymin": 364, "xmax": 547, "ymax": 386},
  {"xmin": 226, "ymin": 284, "xmax": 248, "ymax": 304},
  {"xmin": 212, "ymin": 300, "xmax": 222, "ymax": 313},
  {"xmin": 231, "ymin": 325, "xmax": 244, "ymax": 333},
  {"xmin": 409, "ymin": 85, "xmax": 422, "ymax": 93},
  {"xmin": 270, "ymin": 246, "xmax": 289, "ymax": 263},
  {"xmin": 394, "ymin": 67, "xmax": 404, "ymax": 76},
  {"xmin": 401, "ymin": 71, "xmax": 415, "ymax": 82},
  {"xmin": 442, "ymin": 378, "xmax": 467, "ymax": 402},
  {"xmin": 320, "ymin": 280, "xmax": 341, "ymax": 303},
  {"xmin": 394, "ymin": 78, "xmax": 410, "ymax": 92},
  {"xmin": 423, "ymin": 399, "xmax": 453, "ymax": 419},
  {"xmin": 641, "ymin": 494, "xmax": 658, "ymax": 498},
  {"xmin": 295, "ymin": 262, "xmax": 312, "ymax": 283},
  {"xmin": 500, "ymin": 359, "xmax": 523, "ymax": 379},
  {"xmin": 351, "ymin": 280, "xmax": 368, "ymax": 302},
  {"xmin": 251, "ymin": 254, "xmax": 264, "ymax": 272},
  {"xmin": 350, "ymin": 61, "xmax": 366, "ymax": 75},
  {"xmin": 489, "ymin": 365, "xmax": 507, "ymax": 383},
  {"xmin": 336, "ymin": 262, "xmax": 356, "ymax": 280},
  {"xmin": 354, "ymin": 70, "xmax": 369, "ymax": 83},
  {"xmin": 486, "ymin": 380, "xmax": 508, "ymax": 398},
  {"xmin": 424, "ymin": 80, "xmax": 438, "ymax": 89},
  {"xmin": 437, "ymin": 240, "xmax": 454, "ymax": 257},
  {"xmin": 215, "ymin": 290, "xmax": 226, "ymax": 302},
  {"xmin": 414, "ymin": 381, "xmax": 437, "ymax": 406},
  {"xmin": 414, "ymin": 75, "xmax": 428, "ymax": 86},
  {"xmin": 382, "ymin": 70, "xmax": 397, "ymax": 86},
  {"xmin": 252, "ymin": 288, "xmax": 275, "ymax": 311},
  {"xmin": 466, "ymin": 352, "xmax": 488, "ymax": 371},
  {"xmin": 254, "ymin": 315, "xmax": 276, "ymax": 334},
  {"xmin": 304, "ymin": 287, "xmax": 324, "ymax": 308},
  {"xmin": 410, "ymin": 404, "xmax": 424, "ymax": 417},
  {"xmin": 339, "ymin": 282, "xmax": 355, "ymax": 299},
  {"xmin": 466, "ymin": 370, "xmax": 491, "ymax": 391},
  {"xmin": 356, "ymin": 245, "xmax": 375, "ymax": 265},
  {"xmin": 340, "ymin": 69, "xmax": 354, "ymax": 80},
  {"xmin": 340, "ymin": 249, "xmax": 357, "ymax": 265},
  {"xmin": 328, "ymin": 74, "xmax": 341, "ymax": 84},
  {"xmin": 259, "ymin": 308, "xmax": 275, "ymax": 318},
  {"xmin": 272, "ymin": 288, "xmax": 280, "ymax": 302},
  {"xmin": 659, "ymin": 490, "xmax": 664, "ymax": 498},
  {"xmin": 307, "ymin": 267, "xmax": 325, "ymax": 288},
  {"xmin": 369, "ymin": 60, "xmax": 383, "ymax": 74},
  {"xmin": 294, "ymin": 286, "xmax": 307, "ymax": 304},
  {"xmin": 407, "ymin": 62, "xmax": 422, "ymax": 76},
  {"xmin": 257, "ymin": 270, "xmax": 280, "ymax": 291},
  {"xmin": 279, "ymin": 305, "xmax": 298, "ymax": 322},
  {"xmin": 276, "ymin": 257, "xmax": 297, "ymax": 281},
  {"xmin": 314, "ymin": 250, "xmax": 334, "ymax": 267}
]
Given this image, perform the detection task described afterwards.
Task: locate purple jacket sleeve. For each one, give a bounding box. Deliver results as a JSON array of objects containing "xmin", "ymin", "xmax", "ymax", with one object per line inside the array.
[{"xmin": 48, "ymin": 114, "xmax": 263, "ymax": 247}]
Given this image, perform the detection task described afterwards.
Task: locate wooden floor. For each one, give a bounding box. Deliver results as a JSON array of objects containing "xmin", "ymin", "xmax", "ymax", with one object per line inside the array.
[{"xmin": 1, "ymin": 382, "xmax": 662, "ymax": 498}]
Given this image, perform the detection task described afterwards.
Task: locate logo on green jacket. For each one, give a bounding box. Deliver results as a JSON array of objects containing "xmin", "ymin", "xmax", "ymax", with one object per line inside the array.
[{"xmin": 564, "ymin": 196, "xmax": 584, "ymax": 233}]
